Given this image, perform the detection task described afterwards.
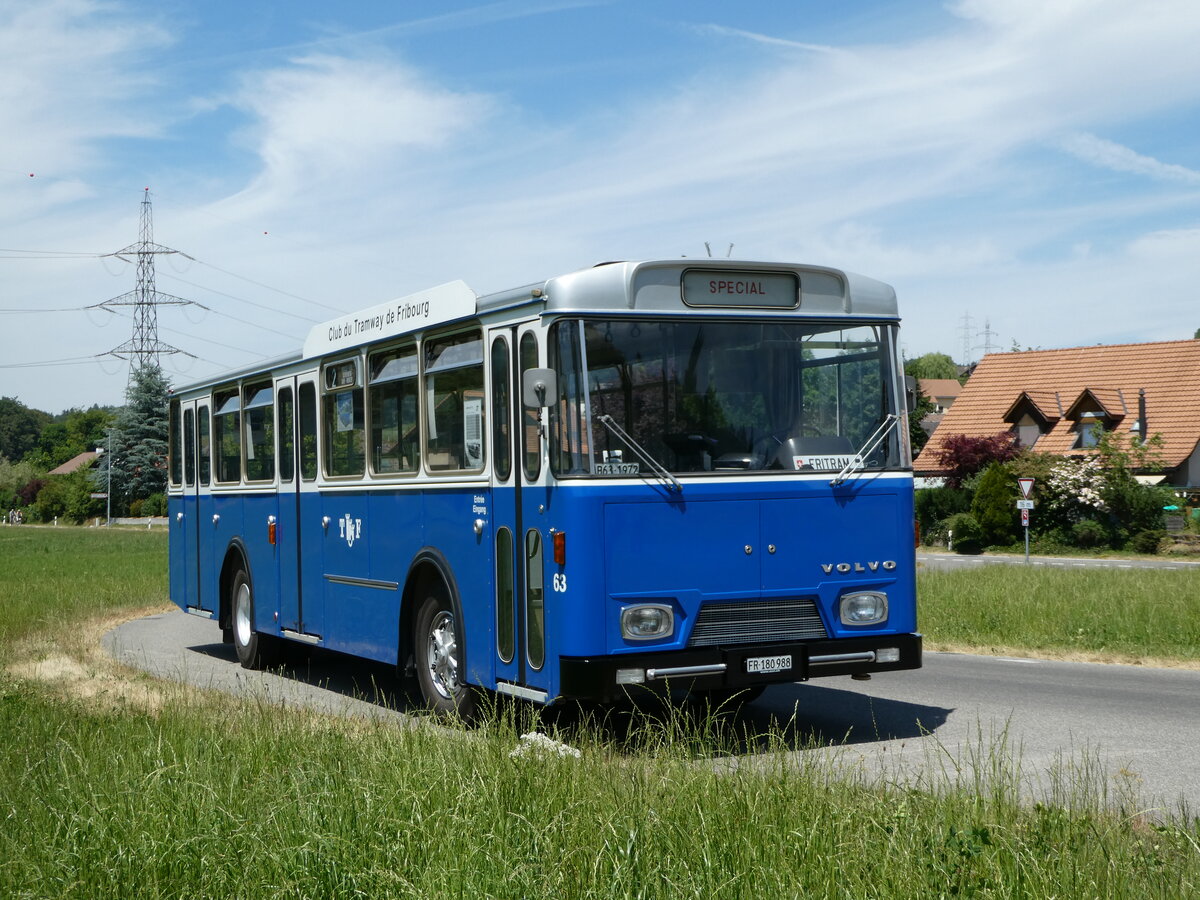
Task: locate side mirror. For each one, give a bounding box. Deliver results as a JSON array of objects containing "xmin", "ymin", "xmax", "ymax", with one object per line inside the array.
[
  {"xmin": 904, "ymin": 375, "xmax": 917, "ymax": 412},
  {"xmin": 522, "ymin": 368, "xmax": 557, "ymax": 409}
]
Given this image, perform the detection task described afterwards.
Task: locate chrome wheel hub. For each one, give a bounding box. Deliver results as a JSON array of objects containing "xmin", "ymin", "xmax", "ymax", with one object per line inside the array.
[{"xmin": 426, "ymin": 611, "xmax": 459, "ymax": 700}]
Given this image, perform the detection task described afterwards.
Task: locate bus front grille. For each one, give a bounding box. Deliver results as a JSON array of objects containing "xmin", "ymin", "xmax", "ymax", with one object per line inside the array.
[{"xmin": 687, "ymin": 598, "xmax": 828, "ymax": 648}]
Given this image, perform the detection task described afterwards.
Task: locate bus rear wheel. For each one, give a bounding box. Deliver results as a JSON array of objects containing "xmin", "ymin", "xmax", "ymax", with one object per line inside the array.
[
  {"xmin": 415, "ymin": 591, "xmax": 476, "ymax": 720},
  {"xmin": 231, "ymin": 568, "xmax": 277, "ymax": 670}
]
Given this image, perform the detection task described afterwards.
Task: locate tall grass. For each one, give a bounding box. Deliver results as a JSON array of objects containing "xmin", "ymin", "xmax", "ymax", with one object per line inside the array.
[
  {"xmin": 1, "ymin": 683, "xmax": 1197, "ymax": 898},
  {"xmin": 1, "ymin": 528, "xmax": 1198, "ymax": 897},
  {"xmin": 919, "ymin": 565, "xmax": 1200, "ymax": 661}
]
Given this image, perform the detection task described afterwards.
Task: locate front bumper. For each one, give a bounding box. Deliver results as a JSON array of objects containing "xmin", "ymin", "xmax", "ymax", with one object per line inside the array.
[{"xmin": 559, "ymin": 633, "xmax": 922, "ymax": 702}]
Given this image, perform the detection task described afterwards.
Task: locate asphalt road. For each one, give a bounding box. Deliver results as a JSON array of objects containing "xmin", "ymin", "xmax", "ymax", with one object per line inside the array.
[{"xmin": 104, "ymin": 610, "xmax": 1200, "ymax": 814}]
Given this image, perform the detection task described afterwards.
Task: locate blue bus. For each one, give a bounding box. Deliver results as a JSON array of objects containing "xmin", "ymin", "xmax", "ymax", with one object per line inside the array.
[{"xmin": 167, "ymin": 259, "xmax": 921, "ymax": 715}]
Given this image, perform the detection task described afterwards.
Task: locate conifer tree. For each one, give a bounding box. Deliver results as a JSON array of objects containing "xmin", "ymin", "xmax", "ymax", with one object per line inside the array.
[{"xmin": 98, "ymin": 365, "xmax": 171, "ymax": 514}]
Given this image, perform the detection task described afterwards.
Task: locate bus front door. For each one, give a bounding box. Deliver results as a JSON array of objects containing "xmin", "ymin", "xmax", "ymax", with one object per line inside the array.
[{"xmin": 488, "ymin": 324, "xmax": 554, "ymax": 704}]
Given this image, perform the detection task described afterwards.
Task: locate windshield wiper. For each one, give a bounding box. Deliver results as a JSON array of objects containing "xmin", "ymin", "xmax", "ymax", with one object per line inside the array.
[
  {"xmin": 829, "ymin": 414, "xmax": 900, "ymax": 487},
  {"xmin": 596, "ymin": 415, "xmax": 682, "ymax": 493}
]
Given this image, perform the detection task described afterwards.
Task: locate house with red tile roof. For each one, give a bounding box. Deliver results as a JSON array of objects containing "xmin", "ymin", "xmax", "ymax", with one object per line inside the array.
[
  {"xmin": 918, "ymin": 378, "xmax": 962, "ymax": 414},
  {"xmin": 913, "ymin": 339, "xmax": 1200, "ymax": 487},
  {"xmin": 46, "ymin": 451, "xmax": 101, "ymax": 476}
]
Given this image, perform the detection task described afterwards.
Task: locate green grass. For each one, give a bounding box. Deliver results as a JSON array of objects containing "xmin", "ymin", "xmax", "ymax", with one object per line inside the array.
[
  {"xmin": 0, "ymin": 525, "xmax": 168, "ymax": 648},
  {"xmin": 1, "ymin": 528, "xmax": 1198, "ymax": 898},
  {"xmin": 919, "ymin": 565, "xmax": 1200, "ymax": 662},
  {"xmin": 1, "ymin": 683, "xmax": 1198, "ymax": 898}
]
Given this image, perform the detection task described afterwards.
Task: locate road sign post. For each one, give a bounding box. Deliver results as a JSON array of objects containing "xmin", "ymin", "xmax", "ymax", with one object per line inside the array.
[{"xmin": 1017, "ymin": 478, "xmax": 1035, "ymax": 563}]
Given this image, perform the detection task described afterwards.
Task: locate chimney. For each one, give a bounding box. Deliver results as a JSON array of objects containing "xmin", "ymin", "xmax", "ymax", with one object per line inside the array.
[{"xmin": 1137, "ymin": 388, "xmax": 1147, "ymax": 443}]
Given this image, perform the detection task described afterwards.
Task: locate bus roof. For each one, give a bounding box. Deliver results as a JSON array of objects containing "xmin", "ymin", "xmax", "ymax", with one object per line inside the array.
[
  {"xmin": 301, "ymin": 259, "xmax": 897, "ymax": 358},
  {"xmin": 175, "ymin": 260, "xmax": 897, "ymax": 395}
]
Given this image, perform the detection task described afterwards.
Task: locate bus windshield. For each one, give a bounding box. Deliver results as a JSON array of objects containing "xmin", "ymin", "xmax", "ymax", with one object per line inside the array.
[{"xmin": 549, "ymin": 319, "xmax": 905, "ymax": 477}]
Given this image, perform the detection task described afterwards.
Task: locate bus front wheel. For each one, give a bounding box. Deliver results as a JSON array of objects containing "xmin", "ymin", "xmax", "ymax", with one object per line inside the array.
[
  {"xmin": 414, "ymin": 591, "xmax": 476, "ymax": 720},
  {"xmin": 231, "ymin": 568, "xmax": 277, "ymax": 670}
]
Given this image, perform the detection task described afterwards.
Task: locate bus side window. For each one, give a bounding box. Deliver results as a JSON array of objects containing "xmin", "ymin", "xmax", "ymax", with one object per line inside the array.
[
  {"xmin": 368, "ymin": 345, "xmax": 419, "ymax": 474},
  {"xmin": 243, "ymin": 381, "xmax": 275, "ymax": 482},
  {"xmin": 425, "ymin": 330, "xmax": 485, "ymax": 472},
  {"xmin": 183, "ymin": 407, "xmax": 196, "ymax": 487},
  {"xmin": 169, "ymin": 398, "xmax": 182, "ymax": 487},
  {"xmin": 322, "ymin": 359, "xmax": 365, "ymax": 477},
  {"xmin": 213, "ymin": 389, "xmax": 241, "ymax": 483},
  {"xmin": 198, "ymin": 404, "xmax": 211, "ymax": 486},
  {"xmin": 490, "ymin": 336, "xmax": 511, "ymax": 482},
  {"xmin": 299, "ymin": 383, "xmax": 317, "ymax": 481},
  {"xmin": 520, "ymin": 332, "xmax": 541, "ymax": 481},
  {"xmin": 278, "ymin": 386, "xmax": 294, "ymax": 484}
]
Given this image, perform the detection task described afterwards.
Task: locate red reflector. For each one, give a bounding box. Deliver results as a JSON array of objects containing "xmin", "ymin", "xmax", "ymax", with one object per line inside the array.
[
  {"xmin": 553, "ymin": 531, "xmax": 566, "ymax": 566},
  {"xmin": 268, "ymin": 522, "xmax": 277, "ymax": 546}
]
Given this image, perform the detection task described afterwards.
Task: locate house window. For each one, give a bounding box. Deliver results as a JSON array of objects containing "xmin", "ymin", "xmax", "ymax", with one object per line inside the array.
[
  {"xmin": 1012, "ymin": 414, "xmax": 1044, "ymax": 449},
  {"xmin": 1075, "ymin": 420, "xmax": 1101, "ymax": 449},
  {"xmin": 1073, "ymin": 413, "xmax": 1106, "ymax": 449}
]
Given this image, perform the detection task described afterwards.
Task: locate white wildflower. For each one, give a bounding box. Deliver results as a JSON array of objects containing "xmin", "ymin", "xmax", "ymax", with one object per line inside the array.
[{"xmin": 509, "ymin": 732, "xmax": 582, "ymax": 760}]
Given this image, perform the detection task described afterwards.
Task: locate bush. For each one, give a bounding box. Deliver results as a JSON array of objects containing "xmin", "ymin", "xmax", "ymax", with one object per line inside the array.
[
  {"xmin": 1071, "ymin": 519, "xmax": 1109, "ymax": 549},
  {"xmin": 1104, "ymin": 474, "xmax": 1168, "ymax": 536},
  {"xmin": 971, "ymin": 462, "xmax": 1019, "ymax": 547},
  {"xmin": 944, "ymin": 512, "xmax": 984, "ymax": 554},
  {"xmin": 1130, "ymin": 529, "xmax": 1165, "ymax": 554},
  {"xmin": 914, "ymin": 486, "xmax": 972, "ymax": 535}
]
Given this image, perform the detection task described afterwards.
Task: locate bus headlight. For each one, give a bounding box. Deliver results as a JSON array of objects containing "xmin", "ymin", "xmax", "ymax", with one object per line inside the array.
[
  {"xmin": 840, "ymin": 591, "xmax": 888, "ymax": 626},
  {"xmin": 621, "ymin": 604, "xmax": 674, "ymax": 640}
]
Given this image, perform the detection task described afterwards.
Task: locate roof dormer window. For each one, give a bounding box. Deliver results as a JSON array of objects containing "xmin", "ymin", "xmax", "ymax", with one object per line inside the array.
[{"xmin": 1073, "ymin": 411, "xmax": 1107, "ymax": 449}]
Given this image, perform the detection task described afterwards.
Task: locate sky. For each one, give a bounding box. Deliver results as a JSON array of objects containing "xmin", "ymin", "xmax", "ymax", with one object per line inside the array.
[{"xmin": 2, "ymin": 0, "xmax": 1199, "ymax": 414}]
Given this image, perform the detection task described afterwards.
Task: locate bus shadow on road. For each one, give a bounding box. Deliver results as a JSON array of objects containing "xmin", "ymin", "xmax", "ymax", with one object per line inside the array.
[
  {"xmin": 186, "ymin": 640, "xmax": 420, "ymax": 713},
  {"xmin": 183, "ymin": 641, "xmax": 948, "ymax": 757},
  {"xmin": 542, "ymin": 683, "xmax": 952, "ymax": 758},
  {"xmin": 743, "ymin": 682, "xmax": 952, "ymax": 748}
]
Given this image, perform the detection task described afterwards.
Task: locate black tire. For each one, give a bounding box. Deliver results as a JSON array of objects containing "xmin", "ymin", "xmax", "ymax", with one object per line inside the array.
[
  {"xmin": 231, "ymin": 567, "xmax": 278, "ymax": 670},
  {"xmin": 414, "ymin": 590, "xmax": 476, "ymax": 720}
]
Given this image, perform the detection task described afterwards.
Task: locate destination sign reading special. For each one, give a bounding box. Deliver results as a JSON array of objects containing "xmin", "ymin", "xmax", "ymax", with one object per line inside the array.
[
  {"xmin": 303, "ymin": 280, "xmax": 478, "ymax": 359},
  {"xmin": 681, "ymin": 270, "xmax": 799, "ymax": 309}
]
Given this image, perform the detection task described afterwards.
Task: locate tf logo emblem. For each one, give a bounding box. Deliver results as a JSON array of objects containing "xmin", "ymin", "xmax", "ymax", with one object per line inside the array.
[{"xmin": 339, "ymin": 514, "xmax": 362, "ymax": 548}]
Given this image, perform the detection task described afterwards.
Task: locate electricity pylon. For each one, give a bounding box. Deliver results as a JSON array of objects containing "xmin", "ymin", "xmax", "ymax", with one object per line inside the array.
[{"xmin": 95, "ymin": 189, "xmax": 197, "ymax": 380}]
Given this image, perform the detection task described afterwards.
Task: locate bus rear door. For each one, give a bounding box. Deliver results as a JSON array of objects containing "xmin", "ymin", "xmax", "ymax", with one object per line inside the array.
[{"xmin": 276, "ymin": 375, "xmax": 324, "ymax": 642}]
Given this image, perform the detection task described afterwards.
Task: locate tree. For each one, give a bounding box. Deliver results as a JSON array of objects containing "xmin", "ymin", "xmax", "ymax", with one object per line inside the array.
[
  {"xmin": 100, "ymin": 365, "xmax": 171, "ymax": 515},
  {"xmin": 908, "ymin": 383, "xmax": 935, "ymax": 456},
  {"xmin": 0, "ymin": 396, "xmax": 50, "ymax": 462},
  {"xmin": 935, "ymin": 432, "xmax": 1019, "ymax": 488},
  {"xmin": 27, "ymin": 406, "xmax": 116, "ymax": 470},
  {"xmin": 904, "ymin": 352, "xmax": 959, "ymax": 381},
  {"xmin": 0, "ymin": 457, "xmax": 39, "ymax": 511}
]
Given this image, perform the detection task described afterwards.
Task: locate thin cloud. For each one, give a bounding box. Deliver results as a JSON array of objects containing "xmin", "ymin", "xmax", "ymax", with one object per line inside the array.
[
  {"xmin": 1058, "ymin": 133, "xmax": 1200, "ymax": 186},
  {"xmin": 696, "ymin": 24, "xmax": 840, "ymax": 54}
]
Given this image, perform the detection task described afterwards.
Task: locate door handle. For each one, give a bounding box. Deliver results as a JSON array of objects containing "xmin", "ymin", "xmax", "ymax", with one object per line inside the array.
[{"xmin": 212, "ymin": 514, "xmax": 220, "ymax": 525}]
